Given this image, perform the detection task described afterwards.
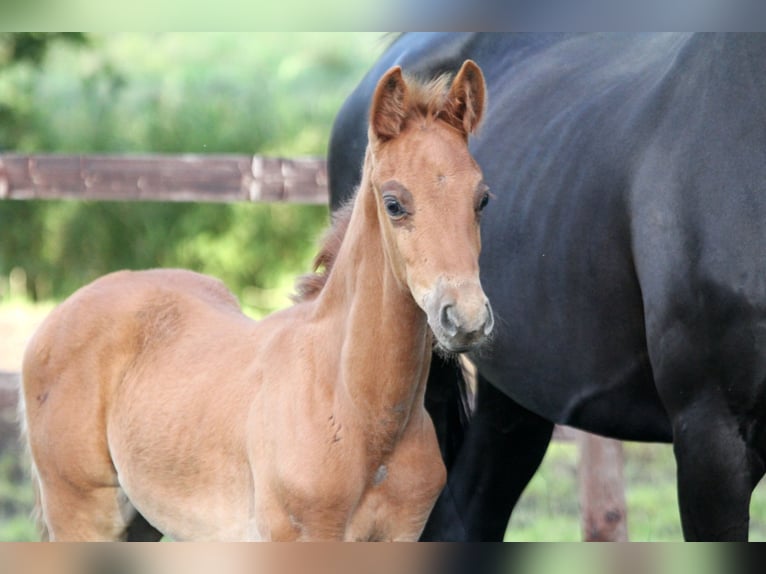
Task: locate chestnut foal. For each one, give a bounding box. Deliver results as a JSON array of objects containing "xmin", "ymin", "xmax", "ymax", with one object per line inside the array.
[{"xmin": 19, "ymin": 60, "xmax": 493, "ymax": 541}]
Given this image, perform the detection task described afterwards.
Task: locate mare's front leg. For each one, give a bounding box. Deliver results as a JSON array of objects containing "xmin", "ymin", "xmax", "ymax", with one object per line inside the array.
[
  {"xmin": 421, "ymin": 375, "xmax": 554, "ymax": 541},
  {"xmin": 651, "ymin": 313, "xmax": 766, "ymax": 540}
]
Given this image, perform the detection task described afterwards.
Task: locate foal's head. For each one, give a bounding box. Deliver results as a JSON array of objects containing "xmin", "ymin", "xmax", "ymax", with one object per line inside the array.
[{"xmin": 367, "ymin": 60, "xmax": 494, "ymax": 353}]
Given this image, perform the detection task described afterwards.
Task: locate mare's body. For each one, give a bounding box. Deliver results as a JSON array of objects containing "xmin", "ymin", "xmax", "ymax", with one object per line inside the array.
[{"xmin": 328, "ymin": 33, "xmax": 766, "ymax": 541}]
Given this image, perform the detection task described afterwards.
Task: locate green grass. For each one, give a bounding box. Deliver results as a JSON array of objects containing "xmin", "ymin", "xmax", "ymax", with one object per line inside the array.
[
  {"xmin": 514, "ymin": 544, "xmax": 724, "ymax": 574},
  {"xmin": 0, "ymin": 452, "xmax": 37, "ymax": 542},
  {"xmin": 0, "ymin": 399, "xmax": 36, "ymax": 542},
  {"xmin": 506, "ymin": 441, "xmax": 766, "ymax": 541}
]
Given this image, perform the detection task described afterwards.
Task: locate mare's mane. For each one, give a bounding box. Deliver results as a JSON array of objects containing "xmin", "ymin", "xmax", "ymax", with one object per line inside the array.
[{"xmin": 293, "ymin": 72, "xmax": 455, "ymax": 303}]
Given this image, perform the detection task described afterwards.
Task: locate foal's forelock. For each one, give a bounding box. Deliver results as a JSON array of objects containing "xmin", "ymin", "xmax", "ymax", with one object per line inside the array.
[{"xmin": 403, "ymin": 74, "xmax": 453, "ymax": 122}]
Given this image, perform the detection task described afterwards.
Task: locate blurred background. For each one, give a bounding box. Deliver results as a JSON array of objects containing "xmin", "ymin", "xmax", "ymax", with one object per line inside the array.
[
  {"xmin": 0, "ymin": 32, "xmax": 386, "ymax": 313},
  {"xmin": 0, "ymin": 31, "xmax": 385, "ymax": 541},
  {"xmin": 0, "ymin": 32, "xmax": 763, "ymax": 543}
]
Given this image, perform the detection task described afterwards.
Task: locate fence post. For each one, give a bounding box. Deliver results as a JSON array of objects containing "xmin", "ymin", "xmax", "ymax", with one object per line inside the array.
[{"xmin": 577, "ymin": 432, "xmax": 628, "ymax": 541}]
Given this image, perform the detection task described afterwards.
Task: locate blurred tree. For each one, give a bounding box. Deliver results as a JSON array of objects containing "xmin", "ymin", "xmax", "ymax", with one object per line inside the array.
[
  {"xmin": 0, "ymin": 34, "xmax": 94, "ymax": 302},
  {"xmin": 0, "ymin": 33, "xmax": 87, "ymax": 66},
  {"xmin": 0, "ymin": 34, "xmax": 90, "ymax": 150}
]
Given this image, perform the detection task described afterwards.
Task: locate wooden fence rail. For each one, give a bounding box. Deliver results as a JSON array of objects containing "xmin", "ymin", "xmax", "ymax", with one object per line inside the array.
[
  {"xmin": 0, "ymin": 154, "xmax": 328, "ymax": 204},
  {"xmin": 0, "ymin": 152, "xmax": 627, "ymax": 541}
]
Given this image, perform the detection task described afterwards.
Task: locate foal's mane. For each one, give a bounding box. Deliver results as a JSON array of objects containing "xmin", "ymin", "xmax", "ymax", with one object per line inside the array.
[
  {"xmin": 293, "ymin": 72, "xmax": 455, "ymax": 304},
  {"xmin": 292, "ymin": 200, "xmax": 354, "ymax": 302}
]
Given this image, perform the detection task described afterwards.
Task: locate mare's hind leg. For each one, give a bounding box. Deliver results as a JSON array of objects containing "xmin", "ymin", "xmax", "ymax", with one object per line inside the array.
[
  {"xmin": 671, "ymin": 404, "xmax": 765, "ymax": 541},
  {"xmin": 421, "ymin": 374, "xmax": 554, "ymax": 541}
]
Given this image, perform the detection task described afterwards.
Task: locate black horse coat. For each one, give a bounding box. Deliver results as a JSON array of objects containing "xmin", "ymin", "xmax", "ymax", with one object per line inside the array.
[{"xmin": 328, "ymin": 33, "xmax": 766, "ymax": 541}]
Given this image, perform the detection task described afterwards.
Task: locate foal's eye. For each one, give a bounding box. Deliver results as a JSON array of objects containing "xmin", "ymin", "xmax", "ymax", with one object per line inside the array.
[
  {"xmin": 383, "ymin": 196, "xmax": 407, "ymax": 219},
  {"xmin": 478, "ymin": 191, "xmax": 490, "ymax": 212}
]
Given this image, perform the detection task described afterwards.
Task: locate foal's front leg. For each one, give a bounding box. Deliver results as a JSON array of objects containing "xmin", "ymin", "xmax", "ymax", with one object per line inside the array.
[
  {"xmin": 363, "ymin": 413, "xmax": 447, "ymax": 542},
  {"xmin": 255, "ymin": 481, "xmax": 354, "ymax": 541}
]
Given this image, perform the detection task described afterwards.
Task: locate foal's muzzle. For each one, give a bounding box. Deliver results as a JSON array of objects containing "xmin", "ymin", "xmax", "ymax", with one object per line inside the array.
[{"xmin": 425, "ymin": 280, "xmax": 494, "ymax": 353}]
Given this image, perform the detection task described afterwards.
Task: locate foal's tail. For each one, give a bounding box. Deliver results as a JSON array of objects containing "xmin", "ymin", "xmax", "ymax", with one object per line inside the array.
[{"xmin": 16, "ymin": 384, "xmax": 50, "ymax": 541}]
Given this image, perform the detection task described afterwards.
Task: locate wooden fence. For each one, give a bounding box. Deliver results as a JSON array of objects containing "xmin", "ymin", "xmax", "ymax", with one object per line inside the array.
[
  {"xmin": 0, "ymin": 154, "xmax": 328, "ymax": 203},
  {"xmin": 0, "ymin": 152, "xmax": 627, "ymax": 541}
]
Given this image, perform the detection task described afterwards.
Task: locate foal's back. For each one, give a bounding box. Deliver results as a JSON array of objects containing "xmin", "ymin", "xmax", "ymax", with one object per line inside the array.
[{"xmin": 23, "ymin": 268, "xmax": 249, "ymax": 410}]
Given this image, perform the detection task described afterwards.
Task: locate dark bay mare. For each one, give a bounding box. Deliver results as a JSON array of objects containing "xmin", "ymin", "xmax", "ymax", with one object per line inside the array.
[{"xmin": 328, "ymin": 33, "xmax": 766, "ymax": 541}]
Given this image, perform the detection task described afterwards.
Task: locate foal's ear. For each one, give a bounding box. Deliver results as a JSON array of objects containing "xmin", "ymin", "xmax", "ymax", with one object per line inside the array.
[
  {"xmin": 440, "ymin": 60, "xmax": 486, "ymax": 138},
  {"xmin": 370, "ymin": 65, "xmax": 409, "ymax": 142}
]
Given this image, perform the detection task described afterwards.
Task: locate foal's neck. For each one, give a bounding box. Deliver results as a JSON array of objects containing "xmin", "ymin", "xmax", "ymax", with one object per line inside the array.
[{"xmin": 314, "ymin": 170, "xmax": 432, "ymax": 453}]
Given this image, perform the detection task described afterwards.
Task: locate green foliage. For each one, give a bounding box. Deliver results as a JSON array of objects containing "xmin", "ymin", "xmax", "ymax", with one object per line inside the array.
[
  {"xmin": 0, "ymin": 431, "xmax": 36, "ymax": 542},
  {"xmin": 3, "ymin": 33, "xmax": 382, "ymax": 155},
  {"xmin": 0, "ymin": 34, "xmax": 89, "ymax": 151},
  {"xmin": 0, "ymin": 200, "xmax": 327, "ymax": 315},
  {"xmin": 0, "ymin": 33, "xmax": 382, "ymax": 310},
  {"xmin": 0, "ymin": 33, "xmax": 87, "ymax": 67}
]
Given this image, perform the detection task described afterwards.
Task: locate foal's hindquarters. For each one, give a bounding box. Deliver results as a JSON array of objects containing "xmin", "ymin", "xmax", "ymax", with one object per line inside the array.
[
  {"xmin": 21, "ymin": 269, "xmax": 254, "ymax": 540},
  {"xmin": 20, "ymin": 269, "xmax": 445, "ymax": 541}
]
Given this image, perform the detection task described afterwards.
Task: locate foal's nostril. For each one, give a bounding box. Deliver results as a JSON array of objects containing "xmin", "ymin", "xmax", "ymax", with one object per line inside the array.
[{"xmin": 439, "ymin": 304, "xmax": 459, "ymax": 337}]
